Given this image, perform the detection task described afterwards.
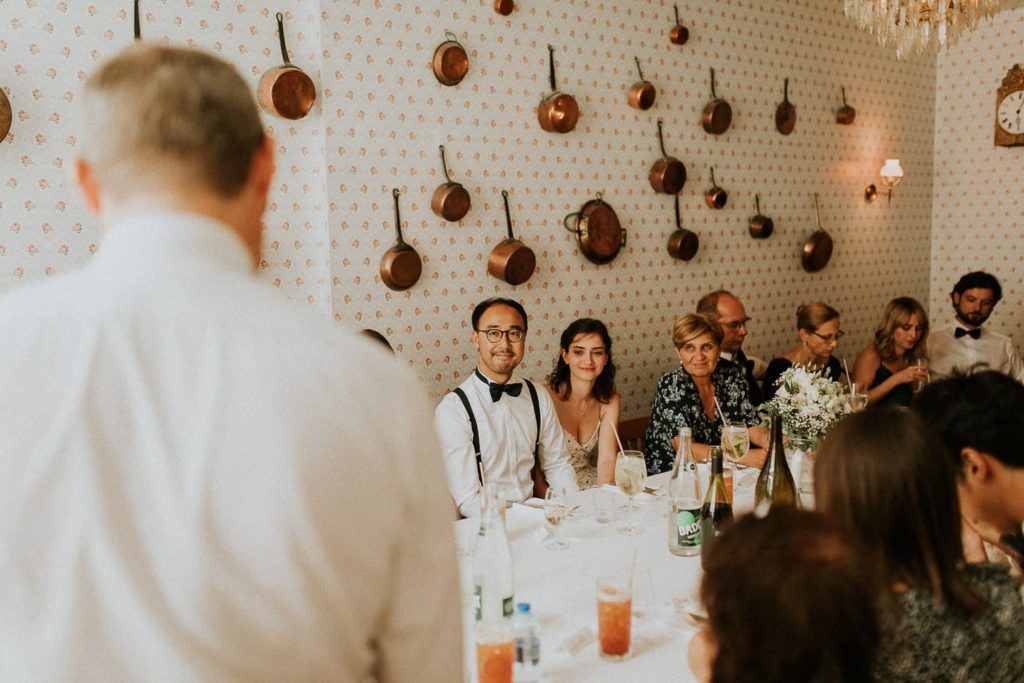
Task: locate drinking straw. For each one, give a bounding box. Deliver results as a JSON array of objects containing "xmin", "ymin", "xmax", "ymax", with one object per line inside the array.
[
  {"xmin": 842, "ymin": 357, "xmax": 854, "ymax": 395},
  {"xmin": 478, "ymin": 461, "xmax": 487, "ymax": 487},
  {"xmin": 713, "ymin": 395, "xmax": 728, "ymax": 426},
  {"xmin": 609, "ymin": 419, "xmax": 626, "ymax": 455}
]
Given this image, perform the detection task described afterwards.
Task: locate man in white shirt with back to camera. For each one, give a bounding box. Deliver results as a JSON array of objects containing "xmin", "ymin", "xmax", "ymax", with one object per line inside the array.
[
  {"xmin": 0, "ymin": 44, "xmax": 461, "ymax": 682},
  {"xmin": 436, "ymin": 298, "xmax": 579, "ymax": 518},
  {"xmin": 929, "ymin": 271, "xmax": 1024, "ymax": 383}
]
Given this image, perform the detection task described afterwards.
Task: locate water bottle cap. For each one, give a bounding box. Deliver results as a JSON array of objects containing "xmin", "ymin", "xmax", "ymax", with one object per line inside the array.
[{"xmin": 516, "ymin": 602, "xmax": 531, "ymax": 613}]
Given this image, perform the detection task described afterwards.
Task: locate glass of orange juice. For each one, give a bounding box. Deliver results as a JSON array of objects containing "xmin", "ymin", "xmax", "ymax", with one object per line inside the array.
[
  {"xmin": 475, "ymin": 619, "xmax": 513, "ymax": 683},
  {"xmin": 596, "ymin": 571, "xmax": 633, "ymax": 660}
]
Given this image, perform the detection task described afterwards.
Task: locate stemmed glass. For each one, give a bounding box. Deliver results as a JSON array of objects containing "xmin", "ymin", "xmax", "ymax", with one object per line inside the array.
[
  {"xmin": 720, "ymin": 422, "xmax": 750, "ymax": 466},
  {"xmin": 543, "ymin": 487, "xmax": 570, "ymax": 550},
  {"xmin": 615, "ymin": 450, "xmax": 647, "ymax": 535}
]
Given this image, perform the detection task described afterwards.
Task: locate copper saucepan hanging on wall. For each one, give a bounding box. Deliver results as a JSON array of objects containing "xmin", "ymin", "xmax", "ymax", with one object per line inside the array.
[
  {"xmin": 432, "ymin": 30, "xmax": 469, "ymax": 87},
  {"xmin": 775, "ymin": 77, "xmax": 796, "ymax": 136},
  {"xmin": 749, "ymin": 194, "xmax": 774, "ymax": 239},
  {"xmin": 537, "ymin": 45, "xmax": 579, "ymax": 134},
  {"xmin": 430, "ymin": 144, "xmax": 471, "ymax": 222},
  {"xmin": 488, "ymin": 190, "xmax": 536, "ymax": 285},
  {"xmin": 649, "ymin": 118, "xmax": 686, "ymax": 194},
  {"xmin": 802, "ymin": 193, "xmax": 834, "ymax": 273},
  {"xmin": 564, "ymin": 192, "xmax": 626, "ymax": 265},
  {"xmin": 704, "ymin": 167, "xmax": 728, "ymax": 209},
  {"xmin": 379, "ymin": 188, "xmax": 423, "ymax": 291},
  {"xmin": 628, "ymin": 57, "xmax": 656, "ymax": 111},
  {"xmin": 494, "ymin": 0, "xmax": 514, "ymax": 15},
  {"xmin": 257, "ymin": 12, "xmax": 317, "ymax": 120},
  {"xmin": 669, "ymin": 5, "xmax": 689, "ymax": 45},
  {"xmin": 0, "ymin": 88, "xmax": 10, "ymax": 143},
  {"xmin": 836, "ymin": 86, "xmax": 856, "ymax": 125},
  {"xmin": 667, "ymin": 195, "xmax": 699, "ymax": 261},
  {"xmin": 701, "ymin": 68, "xmax": 732, "ymax": 135}
]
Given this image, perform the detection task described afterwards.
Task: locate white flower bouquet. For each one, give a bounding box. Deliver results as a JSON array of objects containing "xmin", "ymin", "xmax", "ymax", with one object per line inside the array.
[{"xmin": 758, "ymin": 364, "xmax": 849, "ymax": 448}]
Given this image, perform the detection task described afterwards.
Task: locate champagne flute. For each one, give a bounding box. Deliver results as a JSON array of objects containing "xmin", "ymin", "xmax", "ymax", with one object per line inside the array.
[
  {"xmin": 615, "ymin": 450, "xmax": 647, "ymax": 535},
  {"xmin": 543, "ymin": 487, "xmax": 570, "ymax": 550}
]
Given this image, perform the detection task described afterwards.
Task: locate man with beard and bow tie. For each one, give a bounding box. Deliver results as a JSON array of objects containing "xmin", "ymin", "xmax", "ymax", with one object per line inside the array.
[
  {"xmin": 697, "ymin": 290, "xmax": 766, "ymax": 406},
  {"xmin": 436, "ymin": 298, "xmax": 578, "ymax": 517},
  {"xmin": 929, "ymin": 271, "xmax": 1024, "ymax": 382}
]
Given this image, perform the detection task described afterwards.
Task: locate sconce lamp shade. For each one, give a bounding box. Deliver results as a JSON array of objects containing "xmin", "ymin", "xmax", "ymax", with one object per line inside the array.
[{"xmin": 880, "ymin": 159, "xmax": 903, "ymax": 185}]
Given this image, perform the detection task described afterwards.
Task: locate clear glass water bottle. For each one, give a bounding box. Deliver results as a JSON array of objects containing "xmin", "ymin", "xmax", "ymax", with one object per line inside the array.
[
  {"xmin": 512, "ymin": 602, "xmax": 540, "ymax": 682},
  {"xmin": 472, "ymin": 487, "xmax": 514, "ymax": 622},
  {"xmin": 668, "ymin": 425, "xmax": 703, "ymax": 556}
]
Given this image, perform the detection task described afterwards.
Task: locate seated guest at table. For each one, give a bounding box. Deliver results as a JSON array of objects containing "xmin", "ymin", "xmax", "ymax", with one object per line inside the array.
[
  {"xmin": 546, "ymin": 318, "xmax": 621, "ymax": 488},
  {"xmin": 643, "ymin": 314, "xmax": 768, "ymax": 475},
  {"xmin": 696, "ymin": 290, "xmax": 766, "ymax": 406},
  {"xmin": 762, "ymin": 302, "xmax": 845, "ymax": 401},
  {"xmin": 689, "ymin": 508, "xmax": 880, "ymax": 683},
  {"xmin": 851, "ymin": 297, "xmax": 930, "ymax": 408},
  {"xmin": 912, "ymin": 370, "xmax": 1024, "ymax": 574},
  {"xmin": 815, "ymin": 408, "xmax": 1024, "ymax": 681},
  {"xmin": 436, "ymin": 298, "xmax": 579, "ymax": 517}
]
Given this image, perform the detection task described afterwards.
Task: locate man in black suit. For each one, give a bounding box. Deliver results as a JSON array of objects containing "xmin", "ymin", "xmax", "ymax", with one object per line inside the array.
[{"xmin": 697, "ymin": 290, "xmax": 765, "ymax": 406}]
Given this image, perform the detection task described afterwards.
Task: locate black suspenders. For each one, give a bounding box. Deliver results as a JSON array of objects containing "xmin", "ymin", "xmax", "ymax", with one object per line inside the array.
[{"xmin": 453, "ymin": 380, "xmax": 541, "ymax": 484}]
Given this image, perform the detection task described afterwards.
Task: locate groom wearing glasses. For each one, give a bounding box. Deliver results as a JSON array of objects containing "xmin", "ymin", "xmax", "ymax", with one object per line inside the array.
[{"xmin": 436, "ymin": 298, "xmax": 579, "ymax": 517}]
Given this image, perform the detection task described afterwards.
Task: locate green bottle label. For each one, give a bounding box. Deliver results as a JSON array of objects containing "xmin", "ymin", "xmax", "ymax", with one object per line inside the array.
[{"xmin": 676, "ymin": 508, "xmax": 701, "ymax": 547}]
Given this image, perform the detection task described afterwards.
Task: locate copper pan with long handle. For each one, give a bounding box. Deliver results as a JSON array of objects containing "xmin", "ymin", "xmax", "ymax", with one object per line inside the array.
[
  {"xmin": 628, "ymin": 57, "xmax": 656, "ymax": 111},
  {"xmin": 380, "ymin": 188, "xmax": 423, "ymax": 291},
  {"xmin": 537, "ymin": 45, "xmax": 579, "ymax": 134},
  {"xmin": 667, "ymin": 195, "xmax": 699, "ymax": 261},
  {"xmin": 836, "ymin": 86, "xmax": 856, "ymax": 125},
  {"xmin": 749, "ymin": 194, "xmax": 774, "ymax": 239},
  {"xmin": 802, "ymin": 193, "xmax": 834, "ymax": 273},
  {"xmin": 257, "ymin": 12, "xmax": 316, "ymax": 120},
  {"xmin": 669, "ymin": 5, "xmax": 689, "ymax": 45},
  {"xmin": 488, "ymin": 190, "xmax": 536, "ymax": 285},
  {"xmin": 649, "ymin": 118, "xmax": 686, "ymax": 194},
  {"xmin": 430, "ymin": 144, "xmax": 471, "ymax": 221},
  {"xmin": 494, "ymin": 0, "xmax": 514, "ymax": 16},
  {"xmin": 775, "ymin": 78, "xmax": 796, "ymax": 135},
  {"xmin": 701, "ymin": 68, "xmax": 732, "ymax": 135}
]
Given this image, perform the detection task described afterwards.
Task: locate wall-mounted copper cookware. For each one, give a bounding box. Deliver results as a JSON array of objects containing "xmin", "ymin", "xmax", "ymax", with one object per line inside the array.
[
  {"xmin": 802, "ymin": 193, "xmax": 834, "ymax": 273},
  {"xmin": 430, "ymin": 145, "xmax": 471, "ymax": 222},
  {"xmin": 380, "ymin": 188, "xmax": 422, "ymax": 291},
  {"xmin": 537, "ymin": 45, "xmax": 579, "ymax": 134},
  {"xmin": 432, "ymin": 31, "xmax": 469, "ymax": 87},
  {"xmin": 649, "ymin": 119, "xmax": 686, "ymax": 195},
  {"xmin": 0, "ymin": 88, "xmax": 11, "ymax": 143},
  {"xmin": 775, "ymin": 78, "xmax": 796, "ymax": 136},
  {"xmin": 667, "ymin": 195, "xmax": 699, "ymax": 261},
  {"xmin": 564, "ymin": 192, "xmax": 626, "ymax": 265},
  {"xmin": 704, "ymin": 167, "xmax": 728, "ymax": 209},
  {"xmin": 701, "ymin": 68, "xmax": 732, "ymax": 135},
  {"xmin": 749, "ymin": 194, "xmax": 774, "ymax": 239},
  {"xmin": 133, "ymin": 0, "xmax": 142, "ymax": 41},
  {"xmin": 257, "ymin": 13, "xmax": 316, "ymax": 120},
  {"xmin": 494, "ymin": 0, "xmax": 514, "ymax": 16},
  {"xmin": 669, "ymin": 5, "xmax": 689, "ymax": 45},
  {"xmin": 488, "ymin": 190, "xmax": 536, "ymax": 285},
  {"xmin": 836, "ymin": 86, "xmax": 856, "ymax": 125},
  {"xmin": 628, "ymin": 57, "xmax": 656, "ymax": 111}
]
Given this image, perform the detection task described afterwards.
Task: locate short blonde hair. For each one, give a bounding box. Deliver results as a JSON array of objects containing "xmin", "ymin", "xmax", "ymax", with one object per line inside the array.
[
  {"xmin": 672, "ymin": 313, "xmax": 723, "ymax": 349},
  {"xmin": 80, "ymin": 44, "xmax": 265, "ymax": 199},
  {"xmin": 796, "ymin": 302, "xmax": 840, "ymax": 333}
]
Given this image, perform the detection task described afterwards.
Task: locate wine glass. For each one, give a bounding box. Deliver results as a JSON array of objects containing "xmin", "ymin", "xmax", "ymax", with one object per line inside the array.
[
  {"xmin": 615, "ymin": 450, "xmax": 647, "ymax": 535},
  {"xmin": 720, "ymin": 422, "xmax": 750, "ymax": 465},
  {"xmin": 543, "ymin": 487, "xmax": 570, "ymax": 550}
]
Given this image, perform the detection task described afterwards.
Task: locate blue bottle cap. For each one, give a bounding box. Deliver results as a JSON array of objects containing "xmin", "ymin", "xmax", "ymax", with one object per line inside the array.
[{"xmin": 516, "ymin": 602, "xmax": 530, "ymax": 613}]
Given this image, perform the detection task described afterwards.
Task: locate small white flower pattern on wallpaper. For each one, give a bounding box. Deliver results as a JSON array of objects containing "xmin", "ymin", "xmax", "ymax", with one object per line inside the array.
[{"xmin": 3, "ymin": 0, "xmax": 1014, "ymax": 417}]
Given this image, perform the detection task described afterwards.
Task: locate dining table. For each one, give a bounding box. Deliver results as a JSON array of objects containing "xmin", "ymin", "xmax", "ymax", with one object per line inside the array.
[{"xmin": 454, "ymin": 465, "xmax": 782, "ymax": 682}]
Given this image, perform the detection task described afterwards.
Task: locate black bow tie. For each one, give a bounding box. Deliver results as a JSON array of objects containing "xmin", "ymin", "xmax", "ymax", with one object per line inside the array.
[
  {"xmin": 955, "ymin": 327, "xmax": 981, "ymax": 340},
  {"xmin": 477, "ymin": 370, "xmax": 523, "ymax": 402}
]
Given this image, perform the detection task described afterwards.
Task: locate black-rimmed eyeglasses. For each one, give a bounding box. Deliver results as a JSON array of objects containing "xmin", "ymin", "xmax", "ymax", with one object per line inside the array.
[
  {"xmin": 812, "ymin": 330, "xmax": 845, "ymax": 343},
  {"xmin": 477, "ymin": 327, "xmax": 525, "ymax": 343}
]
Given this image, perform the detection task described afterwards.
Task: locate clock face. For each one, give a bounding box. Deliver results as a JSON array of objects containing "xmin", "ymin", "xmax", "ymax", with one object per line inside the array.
[{"xmin": 998, "ymin": 90, "xmax": 1024, "ymax": 134}]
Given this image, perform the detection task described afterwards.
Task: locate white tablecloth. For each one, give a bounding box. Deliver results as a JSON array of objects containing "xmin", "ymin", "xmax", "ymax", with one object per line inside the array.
[{"xmin": 456, "ymin": 468, "xmax": 761, "ymax": 682}]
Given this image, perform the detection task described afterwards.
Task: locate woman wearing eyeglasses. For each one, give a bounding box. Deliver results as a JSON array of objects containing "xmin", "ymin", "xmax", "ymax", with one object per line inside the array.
[
  {"xmin": 851, "ymin": 297, "xmax": 930, "ymax": 408},
  {"xmin": 762, "ymin": 302, "xmax": 845, "ymax": 402},
  {"xmin": 546, "ymin": 318, "xmax": 620, "ymax": 488}
]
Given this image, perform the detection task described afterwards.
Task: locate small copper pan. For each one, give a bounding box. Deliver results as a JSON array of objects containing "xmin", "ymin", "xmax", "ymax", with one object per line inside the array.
[
  {"xmin": 669, "ymin": 5, "xmax": 689, "ymax": 45},
  {"xmin": 257, "ymin": 13, "xmax": 316, "ymax": 120},
  {"xmin": 494, "ymin": 0, "xmax": 514, "ymax": 15},
  {"xmin": 749, "ymin": 194, "xmax": 774, "ymax": 239},
  {"xmin": 649, "ymin": 118, "xmax": 686, "ymax": 195},
  {"xmin": 704, "ymin": 167, "xmax": 728, "ymax": 209},
  {"xmin": 628, "ymin": 57, "xmax": 656, "ymax": 111},
  {"xmin": 0, "ymin": 88, "xmax": 11, "ymax": 143},
  {"xmin": 802, "ymin": 193, "xmax": 834, "ymax": 273},
  {"xmin": 488, "ymin": 190, "xmax": 536, "ymax": 286},
  {"xmin": 430, "ymin": 145, "xmax": 471, "ymax": 222},
  {"xmin": 701, "ymin": 68, "xmax": 732, "ymax": 135},
  {"xmin": 667, "ymin": 195, "xmax": 699, "ymax": 261},
  {"xmin": 837, "ymin": 86, "xmax": 856, "ymax": 125},
  {"xmin": 380, "ymin": 189, "xmax": 423, "ymax": 291},
  {"xmin": 537, "ymin": 45, "xmax": 579, "ymax": 134},
  {"xmin": 775, "ymin": 78, "xmax": 796, "ymax": 136},
  {"xmin": 432, "ymin": 31, "xmax": 468, "ymax": 87}
]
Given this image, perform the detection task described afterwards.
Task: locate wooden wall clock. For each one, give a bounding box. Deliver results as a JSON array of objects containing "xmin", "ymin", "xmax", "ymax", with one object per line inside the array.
[{"xmin": 995, "ymin": 64, "xmax": 1024, "ymax": 147}]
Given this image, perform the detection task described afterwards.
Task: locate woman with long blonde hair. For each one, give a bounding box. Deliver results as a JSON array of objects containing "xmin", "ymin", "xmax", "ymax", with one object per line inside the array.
[{"xmin": 851, "ymin": 297, "xmax": 929, "ymax": 408}]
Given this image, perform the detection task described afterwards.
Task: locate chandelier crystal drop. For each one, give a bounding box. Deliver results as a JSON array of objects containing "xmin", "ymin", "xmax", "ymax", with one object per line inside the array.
[{"xmin": 843, "ymin": 0, "xmax": 1000, "ymax": 59}]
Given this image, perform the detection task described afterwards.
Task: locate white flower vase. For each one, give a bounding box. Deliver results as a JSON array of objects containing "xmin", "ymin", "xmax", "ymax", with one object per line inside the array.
[{"xmin": 785, "ymin": 435, "xmax": 819, "ymax": 503}]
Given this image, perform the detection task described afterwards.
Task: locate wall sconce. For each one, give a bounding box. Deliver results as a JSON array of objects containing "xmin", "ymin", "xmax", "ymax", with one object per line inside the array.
[{"xmin": 865, "ymin": 159, "xmax": 904, "ymax": 204}]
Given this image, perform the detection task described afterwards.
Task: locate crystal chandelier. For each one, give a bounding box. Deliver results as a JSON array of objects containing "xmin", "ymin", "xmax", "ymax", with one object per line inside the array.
[{"xmin": 843, "ymin": 0, "xmax": 1001, "ymax": 59}]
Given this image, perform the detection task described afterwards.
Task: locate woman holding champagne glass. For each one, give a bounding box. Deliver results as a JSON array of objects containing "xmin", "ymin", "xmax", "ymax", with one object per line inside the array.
[
  {"xmin": 851, "ymin": 297, "xmax": 929, "ymax": 408},
  {"xmin": 644, "ymin": 314, "xmax": 768, "ymax": 476}
]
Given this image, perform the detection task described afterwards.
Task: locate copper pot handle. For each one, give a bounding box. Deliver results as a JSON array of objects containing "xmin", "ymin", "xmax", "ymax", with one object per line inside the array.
[
  {"xmin": 656, "ymin": 118, "xmax": 670, "ymax": 158},
  {"xmin": 674, "ymin": 194, "xmax": 683, "ymax": 229},
  {"xmin": 710, "ymin": 167, "xmax": 719, "ymax": 190},
  {"xmin": 439, "ymin": 144, "xmax": 458, "ymax": 185},
  {"xmin": 502, "ymin": 189, "xmax": 516, "ymax": 240},
  {"xmin": 674, "ymin": 5, "xmax": 681, "ymax": 26},
  {"xmin": 563, "ymin": 211, "xmax": 582, "ymax": 234},
  {"xmin": 134, "ymin": 0, "xmax": 141, "ymax": 41},
  {"xmin": 392, "ymin": 188, "xmax": 409, "ymax": 247},
  {"xmin": 814, "ymin": 192, "xmax": 823, "ymax": 231},
  {"xmin": 842, "ymin": 86, "xmax": 848, "ymax": 107},
  {"xmin": 634, "ymin": 57, "xmax": 646, "ymax": 83},
  {"xmin": 547, "ymin": 45, "xmax": 558, "ymax": 92},
  {"xmin": 709, "ymin": 67, "xmax": 718, "ymax": 99},
  {"xmin": 275, "ymin": 13, "xmax": 294, "ymax": 66},
  {"xmin": 755, "ymin": 194, "xmax": 762, "ymax": 215}
]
